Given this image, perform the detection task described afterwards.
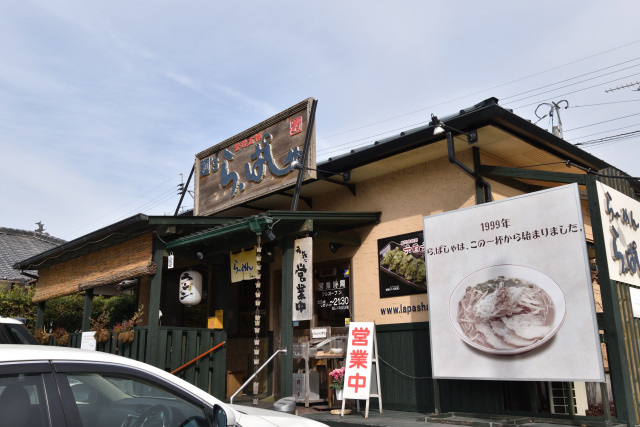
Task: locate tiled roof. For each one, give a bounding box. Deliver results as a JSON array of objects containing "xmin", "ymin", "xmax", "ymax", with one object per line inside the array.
[{"xmin": 0, "ymin": 227, "xmax": 65, "ymax": 282}]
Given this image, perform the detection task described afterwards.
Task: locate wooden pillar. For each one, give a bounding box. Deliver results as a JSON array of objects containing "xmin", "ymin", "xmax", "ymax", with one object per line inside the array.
[
  {"xmin": 280, "ymin": 236, "xmax": 294, "ymax": 397},
  {"xmin": 138, "ymin": 276, "xmax": 151, "ymax": 326},
  {"xmin": 81, "ymin": 288, "xmax": 94, "ymax": 331},
  {"xmin": 586, "ymin": 174, "xmax": 635, "ymax": 425},
  {"xmin": 35, "ymin": 301, "xmax": 46, "ymax": 330},
  {"xmin": 217, "ymin": 256, "xmax": 230, "ymax": 329},
  {"xmin": 146, "ymin": 236, "xmax": 164, "ymax": 367}
]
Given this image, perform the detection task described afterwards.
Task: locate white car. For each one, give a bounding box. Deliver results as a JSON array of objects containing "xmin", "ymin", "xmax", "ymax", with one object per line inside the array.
[
  {"xmin": 0, "ymin": 344, "xmax": 329, "ymax": 427},
  {"xmin": 0, "ymin": 316, "xmax": 37, "ymax": 344}
]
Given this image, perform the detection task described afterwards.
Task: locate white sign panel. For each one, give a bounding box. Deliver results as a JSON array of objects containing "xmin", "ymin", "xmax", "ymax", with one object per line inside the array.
[
  {"xmin": 423, "ymin": 184, "xmax": 604, "ymax": 382},
  {"xmin": 596, "ymin": 182, "xmax": 640, "ymax": 286},
  {"xmin": 630, "ymin": 287, "xmax": 640, "ymax": 318},
  {"xmin": 311, "ymin": 328, "xmax": 328, "ymax": 339},
  {"xmin": 342, "ymin": 322, "xmax": 374, "ymax": 400},
  {"xmin": 293, "ymin": 237, "xmax": 313, "ymax": 321},
  {"xmin": 80, "ymin": 331, "xmax": 97, "ymax": 351}
]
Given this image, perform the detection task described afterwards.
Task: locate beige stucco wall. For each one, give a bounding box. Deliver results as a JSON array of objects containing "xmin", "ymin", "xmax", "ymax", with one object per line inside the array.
[{"xmin": 310, "ymin": 150, "xmax": 523, "ymax": 325}]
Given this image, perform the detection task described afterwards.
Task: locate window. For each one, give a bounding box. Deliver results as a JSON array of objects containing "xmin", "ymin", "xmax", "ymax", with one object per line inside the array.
[
  {"xmin": 61, "ymin": 372, "xmax": 210, "ymax": 427},
  {"xmin": 5, "ymin": 323, "xmax": 37, "ymax": 344},
  {"xmin": 0, "ymin": 373, "xmax": 50, "ymax": 426}
]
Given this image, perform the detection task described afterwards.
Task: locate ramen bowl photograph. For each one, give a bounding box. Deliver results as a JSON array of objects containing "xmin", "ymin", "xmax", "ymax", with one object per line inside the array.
[{"xmin": 449, "ymin": 264, "xmax": 566, "ymax": 355}]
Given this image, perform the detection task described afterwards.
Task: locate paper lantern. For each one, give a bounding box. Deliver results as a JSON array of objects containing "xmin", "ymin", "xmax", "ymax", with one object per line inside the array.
[{"xmin": 179, "ymin": 270, "xmax": 202, "ymax": 305}]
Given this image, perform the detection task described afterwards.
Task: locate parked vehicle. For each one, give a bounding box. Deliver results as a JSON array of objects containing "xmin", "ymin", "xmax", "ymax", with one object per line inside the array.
[
  {"xmin": 0, "ymin": 316, "xmax": 37, "ymax": 344},
  {"xmin": 0, "ymin": 345, "xmax": 328, "ymax": 427}
]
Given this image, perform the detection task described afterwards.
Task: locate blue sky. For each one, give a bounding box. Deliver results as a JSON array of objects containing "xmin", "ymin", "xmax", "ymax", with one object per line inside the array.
[{"xmin": 2, "ymin": 1, "xmax": 640, "ymax": 241}]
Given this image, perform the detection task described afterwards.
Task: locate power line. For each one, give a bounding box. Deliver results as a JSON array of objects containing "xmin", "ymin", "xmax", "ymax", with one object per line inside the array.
[
  {"xmin": 571, "ymin": 99, "xmax": 640, "ymax": 108},
  {"xmin": 319, "ymin": 40, "xmax": 640, "ymax": 141},
  {"xmin": 507, "ymin": 71, "xmax": 640, "ymax": 108},
  {"xmin": 318, "ymin": 55, "xmax": 640, "ymax": 159},
  {"xmin": 569, "ymin": 122, "xmax": 640, "ymax": 141},
  {"xmin": 501, "ymin": 58, "xmax": 640, "ymax": 101},
  {"xmin": 69, "ymin": 173, "xmax": 181, "ymax": 237},
  {"xmin": 563, "ymin": 112, "xmax": 640, "ymax": 133},
  {"xmin": 119, "ymin": 187, "xmax": 178, "ymax": 219},
  {"xmin": 317, "ymin": 121, "xmax": 428, "ymax": 155},
  {"xmin": 574, "ymin": 130, "xmax": 640, "ymax": 148}
]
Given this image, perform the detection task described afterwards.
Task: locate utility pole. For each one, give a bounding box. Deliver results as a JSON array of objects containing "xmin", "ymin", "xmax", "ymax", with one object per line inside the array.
[{"xmin": 535, "ymin": 100, "xmax": 569, "ymax": 139}]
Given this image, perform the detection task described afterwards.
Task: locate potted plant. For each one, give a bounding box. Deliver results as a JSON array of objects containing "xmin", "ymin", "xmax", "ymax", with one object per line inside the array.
[
  {"xmin": 33, "ymin": 328, "xmax": 51, "ymax": 345},
  {"xmin": 329, "ymin": 366, "xmax": 345, "ymax": 401},
  {"xmin": 91, "ymin": 311, "xmax": 111, "ymax": 344},
  {"xmin": 114, "ymin": 306, "xmax": 144, "ymax": 344},
  {"xmin": 52, "ymin": 327, "xmax": 69, "ymax": 346}
]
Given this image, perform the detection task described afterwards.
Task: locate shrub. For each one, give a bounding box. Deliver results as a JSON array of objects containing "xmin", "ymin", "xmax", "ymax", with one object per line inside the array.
[
  {"xmin": 1, "ymin": 287, "xmax": 137, "ymax": 335},
  {"xmin": 0, "ymin": 286, "xmax": 37, "ymax": 331},
  {"xmin": 585, "ymin": 401, "xmax": 615, "ymax": 417}
]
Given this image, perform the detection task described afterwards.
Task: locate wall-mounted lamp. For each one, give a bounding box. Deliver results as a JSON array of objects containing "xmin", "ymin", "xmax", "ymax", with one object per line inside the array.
[
  {"xmin": 196, "ymin": 251, "xmax": 204, "ymax": 260},
  {"xmin": 329, "ymin": 243, "xmax": 343, "ymax": 254},
  {"xmin": 262, "ymin": 228, "xmax": 276, "ymax": 242},
  {"xmin": 431, "ymin": 116, "xmax": 478, "ymax": 144}
]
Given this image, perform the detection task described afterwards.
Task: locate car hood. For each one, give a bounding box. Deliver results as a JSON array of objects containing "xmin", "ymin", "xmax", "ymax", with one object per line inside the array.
[{"xmin": 228, "ymin": 404, "xmax": 327, "ymax": 427}]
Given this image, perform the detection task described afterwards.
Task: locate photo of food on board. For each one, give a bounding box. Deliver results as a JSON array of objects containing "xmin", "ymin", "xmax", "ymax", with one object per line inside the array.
[
  {"xmin": 449, "ymin": 265, "xmax": 566, "ymax": 355},
  {"xmin": 377, "ymin": 230, "xmax": 428, "ymax": 297}
]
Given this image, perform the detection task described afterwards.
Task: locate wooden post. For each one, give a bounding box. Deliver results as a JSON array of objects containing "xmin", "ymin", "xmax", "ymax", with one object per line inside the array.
[
  {"xmin": 81, "ymin": 288, "xmax": 94, "ymax": 331},
  {"xmin": 280, "ymin": 236, "xmax": 294, "ymax": 397},
  {"xmin": 35, "ymin": 301, "xmax": 46, "ymax": 330},
  {"xmin": 146, "ymin": 236, "xmax": 164, "ymax": 367},
  {"xmin": 585, "ymin": 174, "xmax": 636, "ymax": 425}
]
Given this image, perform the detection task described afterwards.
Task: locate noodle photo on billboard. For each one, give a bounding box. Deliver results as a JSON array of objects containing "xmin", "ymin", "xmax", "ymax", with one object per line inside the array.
[{"xmin": 449, "ymin": 265, "xmax": 566, "ymax": 355}]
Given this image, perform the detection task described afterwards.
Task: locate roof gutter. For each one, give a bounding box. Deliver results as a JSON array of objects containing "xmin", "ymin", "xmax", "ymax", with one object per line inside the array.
[{"xmin": 165, "ymin": 216, "xmax": 273, "ymax": 250}]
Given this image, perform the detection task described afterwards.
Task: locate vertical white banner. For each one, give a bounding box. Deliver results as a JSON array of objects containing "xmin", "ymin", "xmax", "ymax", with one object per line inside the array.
[
  {"xmin": 293, "ymin": 237, "xmax": 313, "ymax": 321},
  {"xmin": 596, "ymin": 182, "xmax": 640, "ymax": 286},
  {"xmin": 342, "ymin": 322, "xmax": 374, "ymax": 400}
]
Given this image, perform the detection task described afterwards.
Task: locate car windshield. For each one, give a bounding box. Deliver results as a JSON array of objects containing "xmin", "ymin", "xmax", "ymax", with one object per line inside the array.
[{"xmin": 4, "ymin": 323, "xmax": 37, "ymax": 344}]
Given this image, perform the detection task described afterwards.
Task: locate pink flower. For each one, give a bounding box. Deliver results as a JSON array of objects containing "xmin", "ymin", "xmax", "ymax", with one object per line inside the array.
[{"xmin": 329, "ymin": 367, "xmax": 345, "ymax": 390}]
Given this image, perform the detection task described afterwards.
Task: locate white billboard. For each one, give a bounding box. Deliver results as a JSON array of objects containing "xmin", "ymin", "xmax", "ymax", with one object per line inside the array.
[
  {"xmin": 595, "ymin": 182, "xmax": 640, "ymax": 286},
  {"xmin": 423, "ymin": 184, "xmax": 604, "ymax": 381}
]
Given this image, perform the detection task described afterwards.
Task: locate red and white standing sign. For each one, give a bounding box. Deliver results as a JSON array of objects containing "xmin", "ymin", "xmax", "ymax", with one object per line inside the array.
[
  {"xmin": 341, "ymin": 322, "xmax": 382, "ymax": 418},
  {"xmin": 342, "ymin": 322, "xmax": 374, "ymax": 400}
]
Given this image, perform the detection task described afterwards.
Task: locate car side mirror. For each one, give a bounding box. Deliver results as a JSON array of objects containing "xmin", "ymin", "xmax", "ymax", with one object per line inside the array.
[{"xmin": 213, "ymin": 404, "xmax": 234, "ymax": 426}]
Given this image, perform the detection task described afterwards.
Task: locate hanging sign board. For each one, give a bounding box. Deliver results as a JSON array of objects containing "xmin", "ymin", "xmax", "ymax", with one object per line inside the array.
[
  {"xmin": 293, "ymin": 237, "xmax": 313, "ymax": 321},
  {"xmin": 423, "ymin": 184, "xmax": 603, "ymax": 382},
  {"xmin": 195, "ymin": 98, "xmax": 316, "ymax": 216},
  {"xmin": 230, "ymin": 247, "xmax": 258, "ymax": 283},
  {"xmin": 595, "ymin": 182, "xmax": 640, "ymax": 286},
  {"xmin": 342, "ymin": 322, "xmax": 375, "ymax": 400}
]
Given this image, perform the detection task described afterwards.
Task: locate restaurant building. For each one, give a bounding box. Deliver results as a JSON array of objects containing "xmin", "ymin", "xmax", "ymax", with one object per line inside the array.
[{"xmin": 15, "ymin": 97, "xmax": 640, "ymax": 425}]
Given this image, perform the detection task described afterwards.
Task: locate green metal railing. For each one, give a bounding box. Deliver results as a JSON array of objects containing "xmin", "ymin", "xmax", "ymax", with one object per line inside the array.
[{"xmin": 48, "ymin": 326, "xmax": 227, "ymax": 399}]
